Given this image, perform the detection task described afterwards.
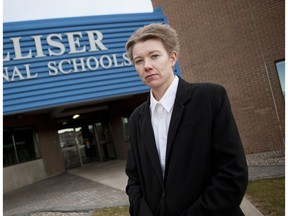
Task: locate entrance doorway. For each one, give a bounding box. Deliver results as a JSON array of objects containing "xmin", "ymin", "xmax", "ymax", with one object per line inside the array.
[{"xmin": 58, "ymin": 120, "xmax": 116, "ymax": 170}]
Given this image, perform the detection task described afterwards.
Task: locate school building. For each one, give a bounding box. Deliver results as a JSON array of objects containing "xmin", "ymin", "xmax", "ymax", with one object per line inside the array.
[{"xmin": 3, "ymin": 1, "xmax": 284, "ymax": 193}]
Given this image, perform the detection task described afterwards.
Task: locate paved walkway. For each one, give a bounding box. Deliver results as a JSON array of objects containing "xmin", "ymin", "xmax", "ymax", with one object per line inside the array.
[
  {"xmin": 3, "ymin": 160, "xmax": 285, "ymax": 216},
  {"xmin": 248, "ymin": 165, "xmax": 285, "ymax": 180}
]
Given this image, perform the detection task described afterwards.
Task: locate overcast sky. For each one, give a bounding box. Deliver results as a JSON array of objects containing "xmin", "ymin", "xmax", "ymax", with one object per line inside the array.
[{"xmin": 3, "ymin": 0, "xmax": 153, "ymax": 22}]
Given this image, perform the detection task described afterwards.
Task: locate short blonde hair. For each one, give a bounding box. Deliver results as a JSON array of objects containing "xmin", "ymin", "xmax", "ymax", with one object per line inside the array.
[{"xmin": 125, "ymin": 23, "xmax": 180, "ymax": 62}]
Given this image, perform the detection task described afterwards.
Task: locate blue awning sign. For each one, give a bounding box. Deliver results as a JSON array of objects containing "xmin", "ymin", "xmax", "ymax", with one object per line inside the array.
[{"xmin": 3, "ymin": 8, "xmax": 181, "ymax": 115}]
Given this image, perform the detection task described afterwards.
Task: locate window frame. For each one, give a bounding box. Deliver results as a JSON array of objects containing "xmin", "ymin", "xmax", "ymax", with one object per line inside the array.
[
  {"xmin": 3, "ymin": 127, "xmax": 41, "ymax": 167},
  {"xmin": 275, "ymin": 60, "xmax": 285, "ymax": 100}
]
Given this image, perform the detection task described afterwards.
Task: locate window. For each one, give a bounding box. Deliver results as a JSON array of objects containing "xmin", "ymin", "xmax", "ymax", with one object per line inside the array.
[
  {"xmin": 3, "ymin": 128, "xmax": 40, "ymax": 167},
  {"xmin": 276, "ymin": 60, "xmax": 285, "ymax": 99}
]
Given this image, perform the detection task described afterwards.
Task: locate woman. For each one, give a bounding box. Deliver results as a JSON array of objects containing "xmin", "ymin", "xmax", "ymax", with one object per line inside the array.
[{"xmin": 125, "ymin": 23, "xmax": 248, "ymax": 216}]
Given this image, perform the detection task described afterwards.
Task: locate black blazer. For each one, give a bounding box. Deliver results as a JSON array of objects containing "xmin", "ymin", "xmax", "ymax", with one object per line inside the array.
[{"xmin": 126, "ymin": 77, "xmax": 248, "ymax": 216}]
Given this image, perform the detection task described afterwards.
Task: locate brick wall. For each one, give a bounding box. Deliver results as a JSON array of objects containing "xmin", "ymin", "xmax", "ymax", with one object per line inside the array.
[{"xmin": 152, "ymin": 0, "xmax": 285, "ymax": 153}]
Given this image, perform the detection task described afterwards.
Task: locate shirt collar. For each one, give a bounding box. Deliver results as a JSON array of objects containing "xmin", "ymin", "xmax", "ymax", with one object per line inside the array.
[{"xmin": 150, "ymin": 76, "xmax": 179, "ymax": 113}]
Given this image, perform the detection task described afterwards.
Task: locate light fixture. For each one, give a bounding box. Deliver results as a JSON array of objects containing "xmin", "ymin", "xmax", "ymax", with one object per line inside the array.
[{"xmin": 73, "ymin": 114, "xmax": 80, "ymax": 119}]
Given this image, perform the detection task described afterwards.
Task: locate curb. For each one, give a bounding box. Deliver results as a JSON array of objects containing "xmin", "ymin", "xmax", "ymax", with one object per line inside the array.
[{"xmin": 241, "ymin": 197, "xmax": 264, "ymax": 216}]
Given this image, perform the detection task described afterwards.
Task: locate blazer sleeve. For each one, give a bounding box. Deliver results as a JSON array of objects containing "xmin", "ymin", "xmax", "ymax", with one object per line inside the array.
[
  {"xmin": 125, "ymin": 110, "xmax": 154, "ymax": 216},
  {"xmin": 126, "ymin": 146, "xmax": 142, "ymax": 216},
  {"xmin": 182, "ymin": 85, "xmax": 248, "ymax": 216}
]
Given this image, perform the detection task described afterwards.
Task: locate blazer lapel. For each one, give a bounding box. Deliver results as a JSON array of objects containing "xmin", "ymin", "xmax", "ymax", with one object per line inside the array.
[
  {"xmin": 139, "ymin": 100, "xmax": 164, "ymax": 187},
  {"xmin": 166, "ymin": 100, "xmax": 184, "ymax": 161},
  {"xmin": 166, "ymin": 78, "xmax": 192, "ymax": 170}
]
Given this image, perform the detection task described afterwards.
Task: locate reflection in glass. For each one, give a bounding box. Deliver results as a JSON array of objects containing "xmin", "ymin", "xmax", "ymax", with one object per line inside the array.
[{"xmin": 276, "ymin": 61, "xmax": 285, "ymax": 98}]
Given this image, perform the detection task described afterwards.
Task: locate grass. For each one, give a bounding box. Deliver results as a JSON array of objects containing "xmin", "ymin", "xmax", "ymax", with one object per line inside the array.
[
  {"xmin": 246, "ymin": 177, "xmax": 285, "ymax": 216},
  {"xmin": 92, "ymin": 177, "xmax": 285, "ymax": 216},
  {"xmin": 92, "ymin": 206, "xmax": 129, "ymax": 216}
]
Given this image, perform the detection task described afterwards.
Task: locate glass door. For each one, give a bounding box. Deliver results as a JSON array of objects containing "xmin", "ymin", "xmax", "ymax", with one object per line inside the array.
[
  {"xmin": 94, "ymin": 122, "xmax": 116, "ymax": 161},
  {"xmin": 57, "ymin": 121, "xmax": 116, "ymax": 169},
  {"xmin": 58, "ymin": 127, "xmax": 85, "ymax": 169}
]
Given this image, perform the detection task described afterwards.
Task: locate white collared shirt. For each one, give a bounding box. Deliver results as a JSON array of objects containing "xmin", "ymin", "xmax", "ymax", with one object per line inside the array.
[{"xmin": 150, "ymin": 76, "xmax": 179, "ymax": 177}]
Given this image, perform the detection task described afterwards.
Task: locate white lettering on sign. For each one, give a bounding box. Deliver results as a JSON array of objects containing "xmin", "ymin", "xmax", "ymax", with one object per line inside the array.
[
  {"xmin": 3, "ymin": 30, "xmax": 133, "ymax": 82},
  {"xmin": 3, "ymin": 30, "xmax": 108, "ymax": 61},
  {"xmin": 3, "ymin": 64, "xmax": 38, "ymax": 81},
  {"xmin": 47, "ymin": 34, "xmax": 66, "ymax": 56},
  {"xmin": 47, "ymin": 53, "xmax": 131, "ymax": 76}
]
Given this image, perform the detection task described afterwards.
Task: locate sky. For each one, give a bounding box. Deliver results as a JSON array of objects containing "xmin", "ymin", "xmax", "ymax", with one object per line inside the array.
[{"xmin": 3, "ymin": 0, "xmax": 153, "ymax": 22}]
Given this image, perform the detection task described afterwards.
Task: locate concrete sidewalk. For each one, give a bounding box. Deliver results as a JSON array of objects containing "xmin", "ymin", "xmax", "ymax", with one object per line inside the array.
[
  {"xmin": 69, "ymin": 160, "xmax": 266, "ymax": 216},
  {"xmin": 3, "ymin": 160, "xmax": 285, "ymax": 216}
]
